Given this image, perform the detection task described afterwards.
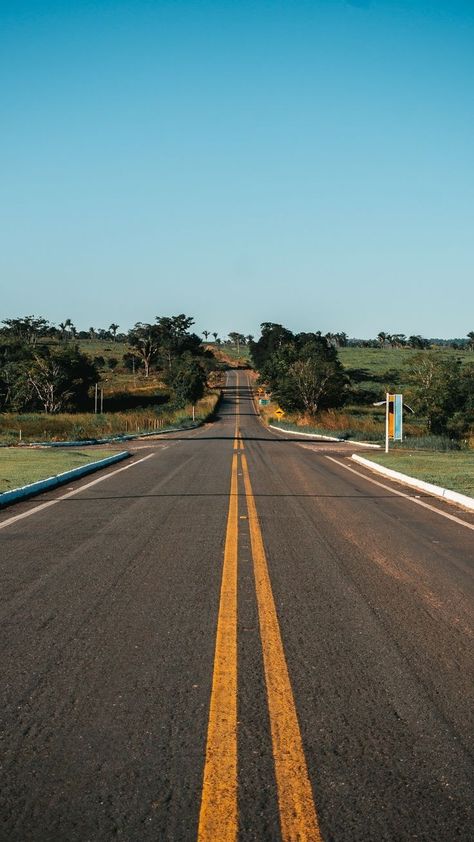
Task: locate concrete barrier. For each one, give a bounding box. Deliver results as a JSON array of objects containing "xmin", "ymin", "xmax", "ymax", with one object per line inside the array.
[{"xmin": 0, "ymin": 451, "xmax": 130, "ymax": 509}]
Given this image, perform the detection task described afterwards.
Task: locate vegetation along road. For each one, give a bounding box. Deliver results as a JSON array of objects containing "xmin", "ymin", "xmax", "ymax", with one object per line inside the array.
[{"xmin": 1, "ymin": 371, "xmax": 473, "ymax": 841}]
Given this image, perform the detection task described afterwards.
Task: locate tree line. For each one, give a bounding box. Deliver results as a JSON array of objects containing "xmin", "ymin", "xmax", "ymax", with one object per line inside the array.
[
  {"xmin": 0, "ymin": 314, "xmax": 215, "ymax": 414},
  {"xmin": 250, "ymin": 323, "xmax": 474, "ymax": 437}
]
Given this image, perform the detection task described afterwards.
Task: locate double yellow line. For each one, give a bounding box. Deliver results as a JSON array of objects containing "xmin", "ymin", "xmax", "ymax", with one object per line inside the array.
[{"xmin": 198, "ymin": 377, "xmax": 322, "ymax": 841}]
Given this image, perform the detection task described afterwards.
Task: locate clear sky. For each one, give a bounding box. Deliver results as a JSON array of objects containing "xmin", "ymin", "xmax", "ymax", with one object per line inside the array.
[{"xmin": 1, "ymin": 0, "xmax": 473, "ymax": 339}]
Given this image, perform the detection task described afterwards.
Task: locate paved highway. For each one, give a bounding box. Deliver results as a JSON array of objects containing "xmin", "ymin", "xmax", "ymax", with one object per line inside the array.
[{"xmin": 1, "ymin": 371, "xmax": 473, "ymax": 841}]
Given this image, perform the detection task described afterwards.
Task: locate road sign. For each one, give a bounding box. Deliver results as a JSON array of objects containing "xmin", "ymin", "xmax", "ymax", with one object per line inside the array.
[
  {"xmin": 386, "ymin": 393, "xmax": 403, "ymax": 452},
  {"xmin": 259, "ymin": 398, "xmax": 270, "ymax": 406},
  {"xmin": 274, "ymin": 408, "xmax": 285, "ymax": 419}
]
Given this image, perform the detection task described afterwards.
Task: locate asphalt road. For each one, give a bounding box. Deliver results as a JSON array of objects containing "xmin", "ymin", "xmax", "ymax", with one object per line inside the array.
[{"xmin": 1, "ymin": 370, "xmax": 473, "ymax": 841}]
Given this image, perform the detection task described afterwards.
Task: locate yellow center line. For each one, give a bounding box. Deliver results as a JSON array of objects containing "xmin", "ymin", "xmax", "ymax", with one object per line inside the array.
[
  {"xmin": 198, "ymin": 372, "xmax": 241, "ymax": 841},
  {"xmin": 198, "ymin": 448, "xmax": 239, "ymax": 841},
  {"xmin": 241, "ymin": 452, "xmax": 323, "ymax": 842}
]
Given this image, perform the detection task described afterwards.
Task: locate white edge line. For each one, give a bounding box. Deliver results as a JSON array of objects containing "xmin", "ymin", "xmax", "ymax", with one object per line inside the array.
[
  {"xmin": 324, "ymin": 455, "xmax": 474, "ymax": 531},
  {"xmin": 351, "ymin": 454, "xmax": 474, "ymax": 511},
  {"xmin": 0, "ymin": 453, "xmax": 156, "ymax": 531}
]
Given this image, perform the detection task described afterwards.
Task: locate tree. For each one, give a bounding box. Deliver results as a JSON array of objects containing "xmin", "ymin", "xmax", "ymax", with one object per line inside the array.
[
  {"xmin": 202, "ymin": 330, "xmax": 211, "ymax": 341},
  {"xmin": 0, "ymin": 340, "xmax": 32, "ymax": 410},
  {"xmin": 405, "ymin": 353, "xmax": 463, "ymax": 433},
  {"xmin": 212, "ymin": 332, "xmax": 219, "ymax": 342},
  {"xmin": 1, "ymin": 315, "xmax": 50, "ymax": 345},
  {"xmin": 228, "ymin": 332, "xmax": 245, "ymax": 354},
  {"xmin": 251, "ymin": 325, "xmax": 347, "ymax": 416},
  {"xmin": 166, "ymin": 355, "xmax": 207, "ymax": 409},
  {"xmin": 127, "ymin": 323, "xmax": 162, "ymax": 377},
  {"xmin": 249, "ymin": 323, "xmax": 295, "ymax": 371},
  {"xmin": 27, "ymin": 347, "xmax": 97, "ymax": 413},
  {"xmin": 58, "ymin": 318, "xmax": 73, "ymax": 342},
  {"xmin": 336, "ymin": 331, "xmax": 348, "ymax": 348},
  {"xmin": 109, "ymin": 323, "xmax": 119, "ymax": 341},
  {"xmin": 156, "ymin": 314, "xmax": 200, "ymax": 369},
  {"xmin": 274, "ymin": 339, "xmax": 348, "ymax": 415},
  {"xmin": 467, "ymin": 331, "xmax": 474, "ymax": 351},
  {"xmin": 377, "ymin": 332, "xmax": 387, "ymax": 347},
  {"xmin": 283, "ymin": 358, "xmax": 343, "ymax": 414},
  {"xmin": 408, "ymin": 335, "xmax": 430, "ymax": 350}
]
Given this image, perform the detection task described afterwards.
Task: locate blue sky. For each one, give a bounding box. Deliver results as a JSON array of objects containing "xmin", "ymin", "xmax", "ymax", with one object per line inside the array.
[{"xmin": 1, "ymin": 0, "xmax": 473, "ymax": 339}]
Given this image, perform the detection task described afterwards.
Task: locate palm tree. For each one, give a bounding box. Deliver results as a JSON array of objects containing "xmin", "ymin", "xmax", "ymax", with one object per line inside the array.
[
  {"xmin": 109, "ymin": 323, "xmax": 119, "ymax": 341},
  {"xmin": 377, "ymin": 332, "xmax": 386, "ymax": 347},
  {"xmin": 59, "ymin": 318, "xmax": 72, "ymax": 341},
  {"xmin": 202, "ymin": 330, "xmax": 210, "ymax": 341},
  {"xmin": 89, "ymin": 327, "xmax": 96, "ymax": 341},
  {"xmin": 246, "ymin": 334, "xmax": 254, "ymax": 344},
  {"xmin": 212, "ymin": 332, "xmax": 218, "ymax": 342},
  {"xmin": 228, "ymin": 332, "xmax": 241, "ymax": 353},
  {"xmin": 467, "ymin": 331, "xmax": 474, "ymax": 350}
]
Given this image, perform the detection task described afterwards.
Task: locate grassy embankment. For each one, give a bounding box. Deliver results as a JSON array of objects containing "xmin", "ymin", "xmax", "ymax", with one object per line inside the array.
[
  {"xmin": 359, "ymin": 451, "xmax": 474, "ymax": 497},
  {"xmin": 0, "ymin": 448, "xmax": 117, "ymax": 493},
  {"xmin": 0, "ymin": 390, "xmax": 220, "ymax": 445}
]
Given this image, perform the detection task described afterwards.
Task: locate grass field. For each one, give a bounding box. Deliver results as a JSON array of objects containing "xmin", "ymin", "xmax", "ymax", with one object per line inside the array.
[
  {"xmin": 338, "ymin": 346, "xmax": 472, "ymax": 398},
  {"xmin": 0, "ymin": 448, "xmax": 117, "ymax": 493},
  {"xmin": 338, "ymin": 345, "xmax": 472, "ymax": 372},
  {"xmin": 0, "ymin": 391, "xmax": 221, "ymax": 444},
  {"xmin": 361, "ymin": 451, "xmax": 474, "ymax": 497}
]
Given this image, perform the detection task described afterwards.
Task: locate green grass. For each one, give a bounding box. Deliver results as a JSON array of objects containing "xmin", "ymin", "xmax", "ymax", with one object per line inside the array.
[
  {"xmin": 76, "ymin": 339, "xmax": 128, "ymax": 358},
  {"xmin": 0, "ymin": 390, "xmax": 221, "ymax": 444},
  {"xmin": 339, "ymin": 345, "xmax": 471, "ymax": 372},
  {"xmin": 338, "ymin": 346, "xmax": 472, "ymax": 395},
  {"xmin": 0, "ymin": 448, "xmax": 117, "ymax": 492},
  {"xmin": 361, "ymin": 451, "xmax": 474, "ymax": 497}
]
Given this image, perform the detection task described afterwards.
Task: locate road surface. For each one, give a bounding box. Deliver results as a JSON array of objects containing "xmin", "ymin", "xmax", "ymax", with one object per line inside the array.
[{"xmin": 1, "ymin": 371, "xmax": 473, "ymax": 841}]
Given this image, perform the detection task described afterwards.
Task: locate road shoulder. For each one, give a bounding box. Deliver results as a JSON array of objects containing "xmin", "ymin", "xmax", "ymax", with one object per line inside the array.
[{"xmin": 352, "ymin": 453, "xmax": 474, "ymax": 512}]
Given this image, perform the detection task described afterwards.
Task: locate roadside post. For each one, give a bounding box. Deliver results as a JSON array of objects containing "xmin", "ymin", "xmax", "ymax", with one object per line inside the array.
[{"xmin": 385, "ymin": 393, "xmax": 403, "ymax": 453}]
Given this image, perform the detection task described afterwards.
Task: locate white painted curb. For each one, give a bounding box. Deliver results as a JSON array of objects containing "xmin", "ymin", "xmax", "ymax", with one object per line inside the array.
[
  {"xmin": 351, "ymin": 454, "xmax": 474, "ymax": 511},
  {"xmin": 0, "ymin": 451, "xmax": 130, "ymax": 508},
  {"xmin": 269, "ymin": 424, "xmax": 381, "ymax": 448}
]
